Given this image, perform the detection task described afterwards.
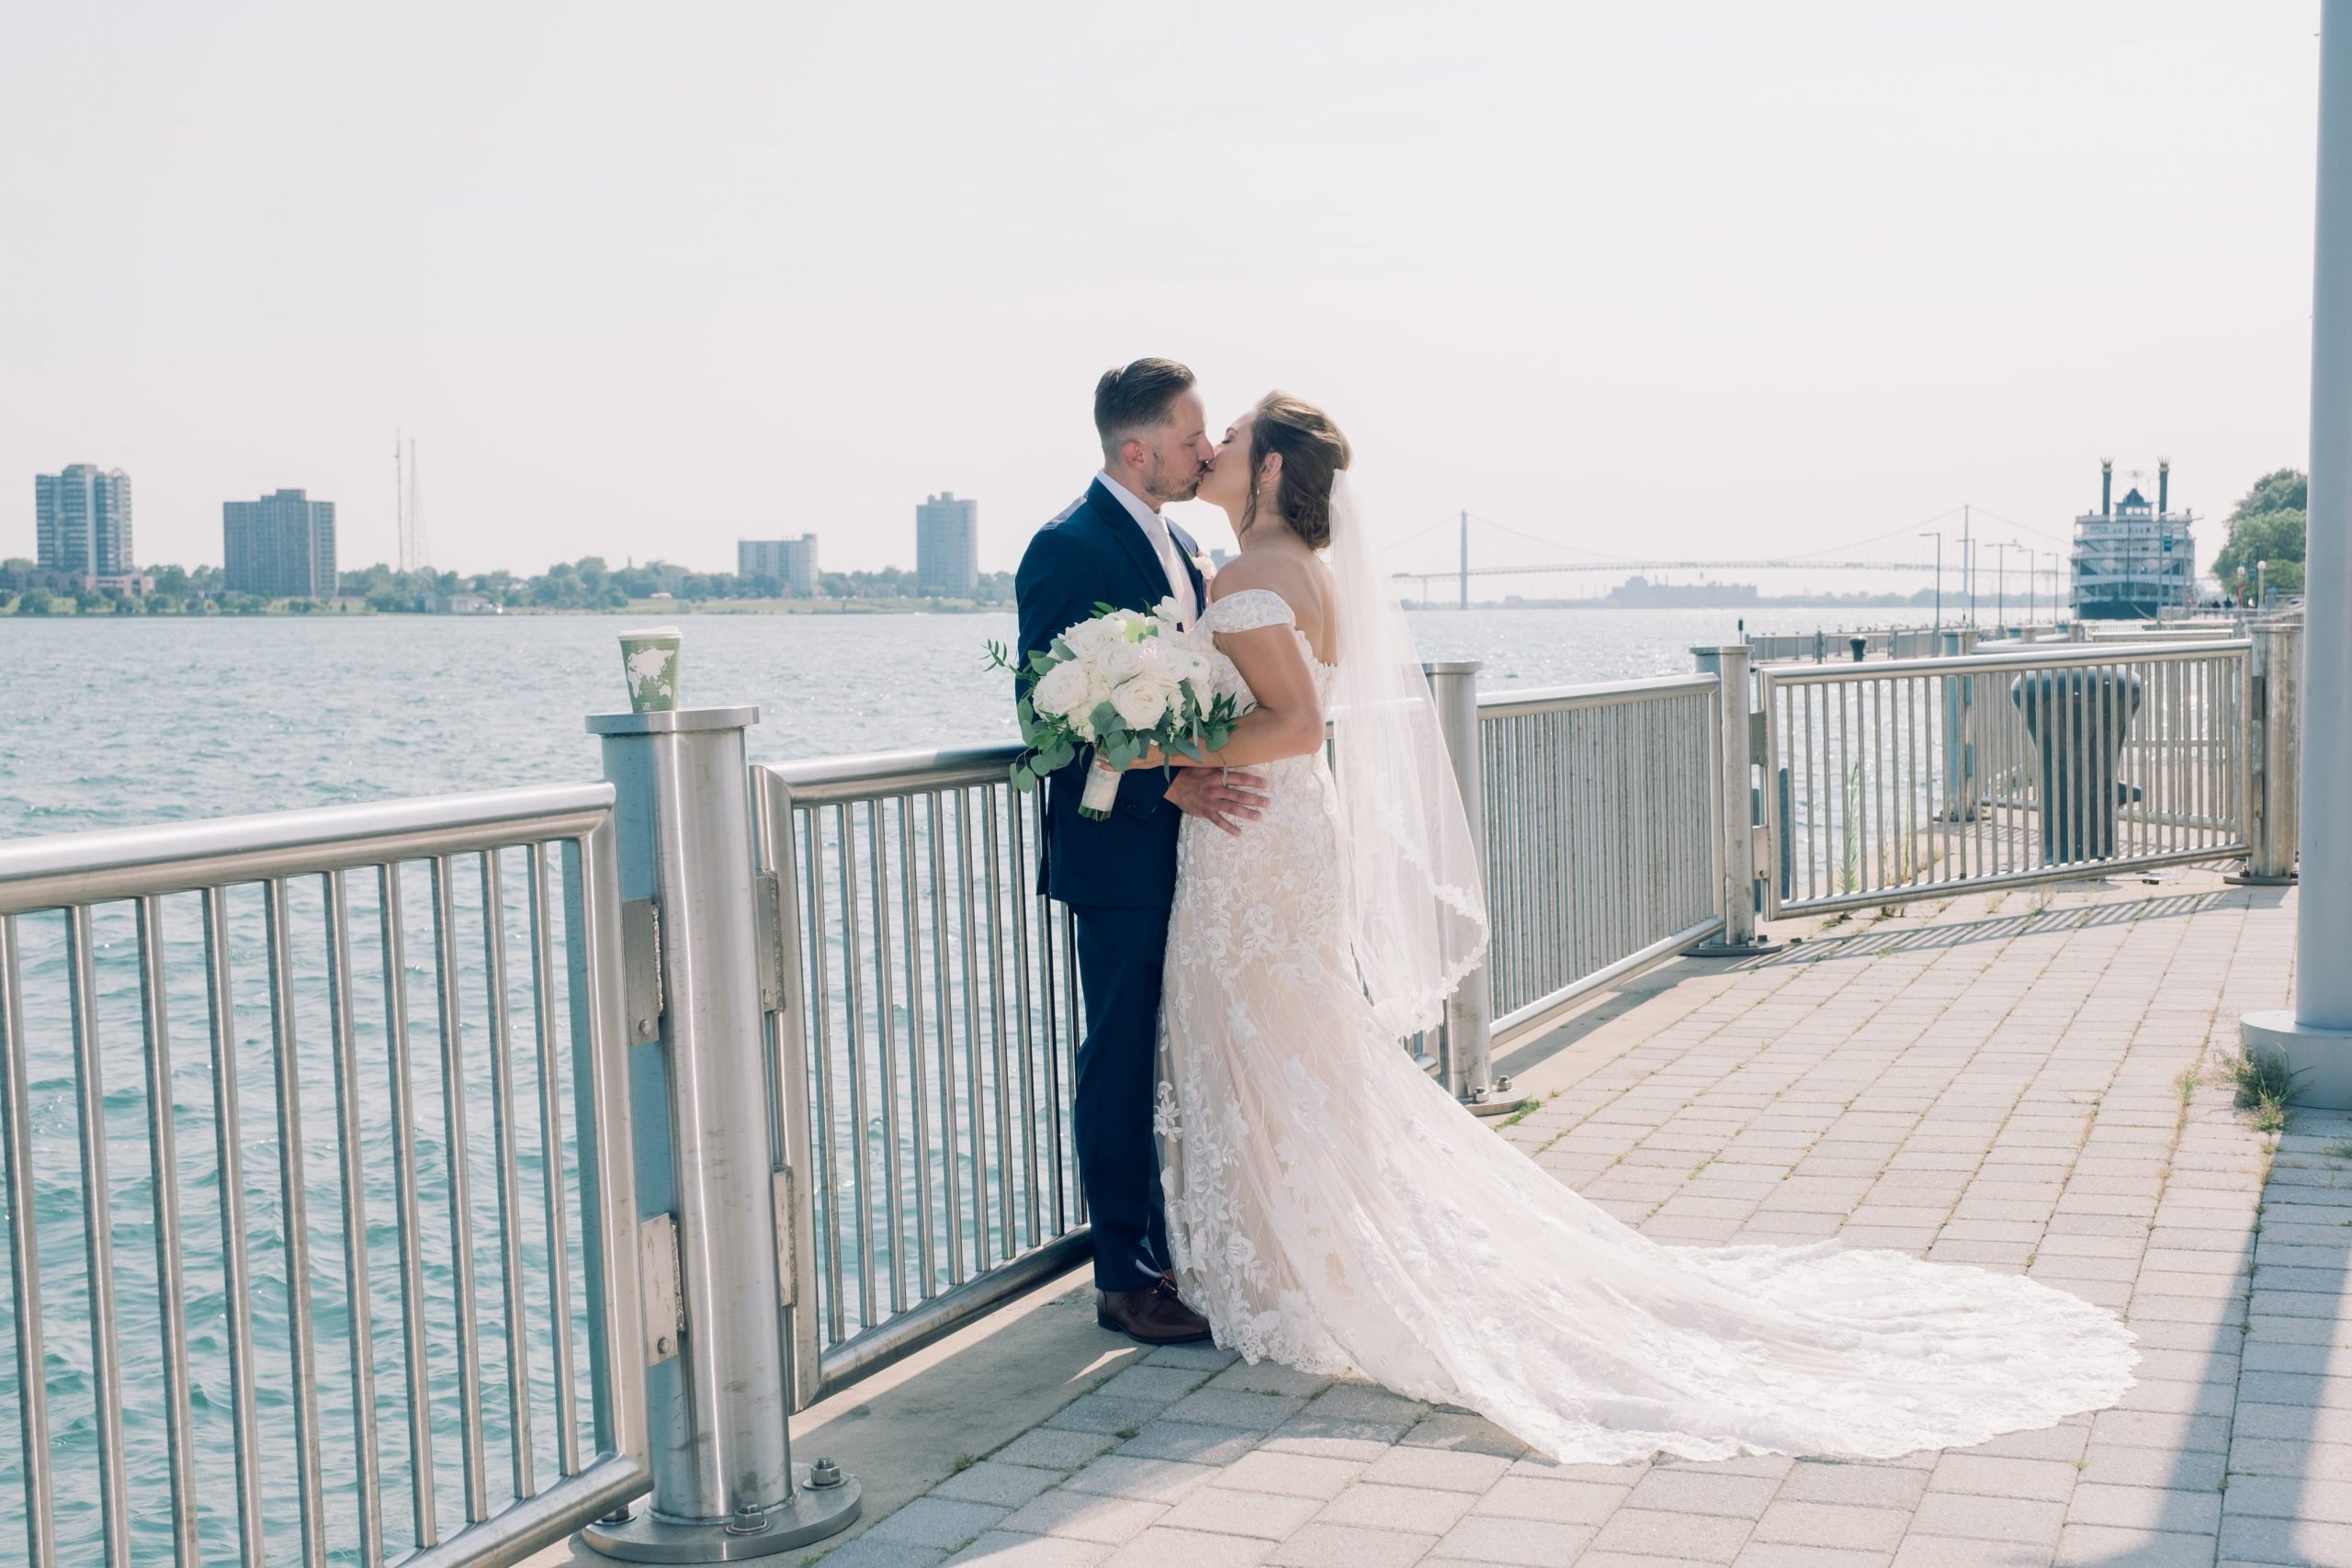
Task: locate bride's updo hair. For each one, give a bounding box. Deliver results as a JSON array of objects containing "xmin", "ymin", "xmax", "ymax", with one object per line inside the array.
[{"xmin": 1242, "ymin": 392, "xmax": 1351, "ymax": 549}]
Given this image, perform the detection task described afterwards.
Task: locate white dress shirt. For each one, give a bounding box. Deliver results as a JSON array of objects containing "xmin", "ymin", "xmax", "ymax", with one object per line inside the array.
[{"xmin": 1095, "ymin": 470, "xmax": 1199, "ymax": 626}]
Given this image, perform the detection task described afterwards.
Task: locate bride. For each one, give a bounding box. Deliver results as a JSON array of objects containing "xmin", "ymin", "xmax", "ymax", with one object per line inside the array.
[{"xmin": 1137, "ymin": 391, "xmax": 2138, "ymax": 1464}]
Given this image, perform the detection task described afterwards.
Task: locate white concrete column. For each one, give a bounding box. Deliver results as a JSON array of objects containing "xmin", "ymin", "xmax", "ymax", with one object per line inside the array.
[{"xmin": 2245, "ymin": 0, "xmax": 2352, "ymax": 1107}]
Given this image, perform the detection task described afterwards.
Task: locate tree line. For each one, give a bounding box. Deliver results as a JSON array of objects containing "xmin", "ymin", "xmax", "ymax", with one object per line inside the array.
[{"xmin": 0, "ymin": 556, "xmax": 1017, "ymax": 615}]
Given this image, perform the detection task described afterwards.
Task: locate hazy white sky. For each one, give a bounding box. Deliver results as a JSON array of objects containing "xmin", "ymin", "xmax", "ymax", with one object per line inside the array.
[{"xmin": 0, "ymin": 2, "xmax": 2324, "ymax": 585}]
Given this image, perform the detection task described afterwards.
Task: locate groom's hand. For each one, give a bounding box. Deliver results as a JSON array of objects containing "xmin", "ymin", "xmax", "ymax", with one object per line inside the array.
[{"xmin": 1164, "ymin": 769, "xmax": 1269, "ymax": 835}]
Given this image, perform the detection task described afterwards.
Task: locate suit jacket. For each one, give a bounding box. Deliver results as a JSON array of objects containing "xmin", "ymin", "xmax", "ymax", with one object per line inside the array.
[{"xmin": 1013, "ymin": 478, "xmax": 1210, "ymax": 909}]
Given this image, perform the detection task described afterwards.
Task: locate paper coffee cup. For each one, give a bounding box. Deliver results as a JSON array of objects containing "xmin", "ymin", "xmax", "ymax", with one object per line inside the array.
[{"xmin": 619, "ymin": 627, "xmax": 683, "ymax": 713}]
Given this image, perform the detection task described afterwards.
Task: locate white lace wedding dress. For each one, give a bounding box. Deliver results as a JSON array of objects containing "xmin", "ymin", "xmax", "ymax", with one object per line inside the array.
[{"xmin": 1153, "ymin": 586, "xmax": 2139, "ymax": 1464}]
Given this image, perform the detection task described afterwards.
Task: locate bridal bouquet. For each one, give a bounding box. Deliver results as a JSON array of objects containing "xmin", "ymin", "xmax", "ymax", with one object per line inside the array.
[{"xmin": 988, "ymin": 599, "xmax": 1241, "ymax": 818}]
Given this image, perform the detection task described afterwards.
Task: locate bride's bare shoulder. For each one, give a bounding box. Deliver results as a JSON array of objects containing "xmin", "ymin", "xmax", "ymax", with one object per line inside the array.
[{"xmin": 1208, "ymin": 550, "xmax": 1329, "ymax": 618}]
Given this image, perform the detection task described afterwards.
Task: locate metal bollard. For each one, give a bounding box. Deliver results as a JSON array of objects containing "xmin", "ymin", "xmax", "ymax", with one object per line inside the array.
[
  {"xmin": 1423, "ymin": 661, "xmax": 1497, "ymax": 1104},
  {"xmin": 1690, "ymin": 646, "xmax": 1781, "ymax": 955},
  {"xmin": 581, "ymin": 697, "xmax": 859, "ymax": 1560},
  {"xmin": 2234, "ymin": 618, "xmax": 2303, "ymax": 886}
]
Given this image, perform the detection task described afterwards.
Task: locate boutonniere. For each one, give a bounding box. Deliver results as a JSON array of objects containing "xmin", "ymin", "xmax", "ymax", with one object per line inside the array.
[{"xmin": 1190, "ymin": 551, "xmax": 1216, "ymax": 583}]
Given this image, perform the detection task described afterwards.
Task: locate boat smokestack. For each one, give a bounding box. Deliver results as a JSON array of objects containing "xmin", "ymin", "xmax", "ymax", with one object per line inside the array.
[
  {"xmin": 2101, "ymin": 458, "xmax": 2114, "ymax": 516},
  {"xmin": 2158, "ymin": 457, "xmax": 2171, "ymax": 513}
]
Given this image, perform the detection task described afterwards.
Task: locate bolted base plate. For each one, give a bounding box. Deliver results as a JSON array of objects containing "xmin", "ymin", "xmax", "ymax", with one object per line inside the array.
[
  {"xmin": 1690, "ymin": 934, "xmax": 1789, "ymax": 958},
  {"xmin": 2242, "ymin": 1009, "xmax": 2352, "ymax": 1112},
  {"xmin": 581, "ymin": 1468, "xmax": 862, "ymax": 1562},
  {"xmin": 1464, "ymin": 1094, "xmax": 1537, "ymax": 1120},
  {"xmin": 2223, "ymin": 870, "xmax": 2299, "ymax": 886}
]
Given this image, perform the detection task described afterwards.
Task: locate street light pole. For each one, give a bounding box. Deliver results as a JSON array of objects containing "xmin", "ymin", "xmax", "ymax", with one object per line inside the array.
[
  {"xmin": 1918, "ymin": 530, "xmax": 1943, "ymax": 631},
  {"xmin": 1962, "ymin": 504, "xmax": 1975, "ymax": 626},
  {"xmin": 2244, "ymin": 0, "xmax": 2352, "ymax": 1109}
]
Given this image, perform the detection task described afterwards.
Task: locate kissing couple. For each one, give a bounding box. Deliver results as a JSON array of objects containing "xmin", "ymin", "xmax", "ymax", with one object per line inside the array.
[{"xmin": 1011, "ymin": 357, "xmax": 2139, "ymax": 1463}]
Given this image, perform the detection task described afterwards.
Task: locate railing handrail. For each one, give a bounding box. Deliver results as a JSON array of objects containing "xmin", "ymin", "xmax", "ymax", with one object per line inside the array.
[
  {"xmin": 0, "ymin": 782, "xmax": 615, "ymax": 914},
  {"xmin": 1758, "ymin": 637, "xmax": 2250, "ymax": 688},
  {"xmin": 1475, "ymin": 671, "xmax": 1719, "ymax": 717}
]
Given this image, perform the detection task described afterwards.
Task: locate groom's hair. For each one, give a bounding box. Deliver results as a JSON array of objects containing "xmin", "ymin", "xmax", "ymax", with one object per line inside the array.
[{"xmin": 1094, "ymin": 358, "xmax": 1195, "ymax": 465}]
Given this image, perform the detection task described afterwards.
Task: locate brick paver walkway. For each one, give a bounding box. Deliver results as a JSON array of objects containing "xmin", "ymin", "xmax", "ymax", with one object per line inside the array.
[{"xmin": 817, "ymin": 874, "xmax": 2348, "ymax": 1568}]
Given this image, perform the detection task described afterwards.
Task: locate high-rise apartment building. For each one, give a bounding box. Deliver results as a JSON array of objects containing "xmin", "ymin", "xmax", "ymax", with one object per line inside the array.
[
  {"xmin": 224, "ymin": 489, "xmax": 338, "ymax": 600},
  {"xmin": 916, "ymin": 492, "xmax": 978, "ymax": 594},
  {"xmin": 35, "ymin": 465, "xmax": 135, "ymax": 579},
  {"xmin": 738, "ymin": 534, "xmax": 821, "ymax": 595}
]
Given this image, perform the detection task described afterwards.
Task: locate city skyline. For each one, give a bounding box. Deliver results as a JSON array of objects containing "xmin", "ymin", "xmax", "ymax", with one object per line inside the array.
[{"xmin": 0, "ymin": 5, "xmax": 2325, "ymax": 585}]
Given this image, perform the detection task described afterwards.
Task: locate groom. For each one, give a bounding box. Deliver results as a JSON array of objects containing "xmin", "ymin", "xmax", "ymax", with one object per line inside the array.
[{"xmin": 1014, "ymin": 357, "xmax": 1268, "ymax": 1345}]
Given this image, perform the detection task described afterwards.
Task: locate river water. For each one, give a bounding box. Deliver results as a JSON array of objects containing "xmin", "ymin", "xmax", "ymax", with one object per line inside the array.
[
  {"xmin": 0, "ymin": 604, "xmax": 1892, "ymax": 1562},
  {"xmin": 0, "ymin": 606, "xmax": 1859, "ymax": 837}
]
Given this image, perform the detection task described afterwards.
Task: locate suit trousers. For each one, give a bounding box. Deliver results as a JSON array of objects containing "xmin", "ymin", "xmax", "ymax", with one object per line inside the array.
[{"xmin": 1069, "ymin": 900, "xmax": 1175, "ymax": 1292}]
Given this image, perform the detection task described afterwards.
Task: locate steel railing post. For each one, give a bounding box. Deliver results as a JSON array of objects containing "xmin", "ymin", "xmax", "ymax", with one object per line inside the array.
[
  {"xmin": 582, "ymin": 690, "xmax": 860, "ymax": 1559},
  {"xmin": 1691, "ymin": 646, "xmax": 1782, "ymax": 955},
  {"xmin": 1424, "ymin": 661, "xmax": 1498, "ymax": 1104},
  {"xmin": 2235, "ymin": 619, "xmax": 2303, "ymax": 886}
]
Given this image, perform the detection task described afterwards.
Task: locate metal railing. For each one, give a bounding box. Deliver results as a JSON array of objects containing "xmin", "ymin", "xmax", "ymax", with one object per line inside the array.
[
  {"xmin": 1757, "ymin": 640, "xmax": 2253, "ymax": 915},
  {"xmin": 0, "ymin": 630, "xmax": 2307, "ymax": 1562},
  {"xmin": 0, "ymin": 786, "xmax": 646, "ymax": 1568},
  {"xmin": 756, "ymin": 748, "xmax": 1088, "ymax": 1408},
  {"xmin": 754, "ymin": 668, "xmax": 1741, "ymax": 1387},
  {"xmin": 1476, "ymin": 674, "xmax": 1724, "ymax": 1043}
]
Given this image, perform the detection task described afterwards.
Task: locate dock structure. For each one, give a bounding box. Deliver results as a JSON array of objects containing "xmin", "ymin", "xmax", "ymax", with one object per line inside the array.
[{"xmin": 678, "ymin": 866, "xmax": 2341, "ymax": 1568}]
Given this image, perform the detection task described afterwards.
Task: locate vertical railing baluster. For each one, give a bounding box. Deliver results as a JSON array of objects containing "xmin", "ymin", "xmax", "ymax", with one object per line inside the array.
[
  {"xmin": 1027, "ymin": 799, "xmax": 1066, "ymax": 1235},
  {"xmin": 431, "ymin": 855, "xmax": 491, "ymax": 1522},
  {"xmin": 804, "ymin": 809, "xmax": 847, "ymax": 1346},
  {"xmin": 896, "ymin": 799, "xmax": 937, "ymax": 1297},
  {"xmin": 1004, "ymin": 790, "xmax": 1043, "ymax": 1245},
  {"xmin": 1060, "ymin": 904, "xmax": 1085, "ymax": 1225},
  {"xmin": 868, "ymin": 800, "xmax": 907, "ymax": 1315},
  {"xmin": 64, "ymin": 906, "xmax": 131, "ymax": 1565},
  {"xmin": 134, "ymin": 896, "xmax": 199, "ymax": 1567},
  {"xmin": 982, "ymin": 789, "xmax": 1030, "ymax": 1254},
  {"xmin": 201, "ymin": 888, "xmax": 266, "ymax": 1564},
  {"xmin": 480, "ymin": 850, "xmax": 537, "ymax": 1501},
  {"xmin": 950, "ymin": 793, "xmax": 999, "ymax": 1268},
  {"xmin": 836, "ymin": 803, "xmax": 876, "ymax": 1332},
  {"xmin": 919, "ymin": 795, "xmax": 958, "ymax": 1287},
  {"xmin": 262, "ymin": 879, "xmax": 328, "ymax": 1563},
  {"xmin": 526, "ymin": 843, "xmax": 582, "ymax": 1477},
  {"xmin": 378, "ymin": 863, "xmax": 437, "ymax": 1549},
  {"xmin": 0, "ymin": 916, "xmax": 57, "ymax": 1568},
  {"xmin": 322, "ymin": 872, "xmax": 385, "ymax": 1566}
]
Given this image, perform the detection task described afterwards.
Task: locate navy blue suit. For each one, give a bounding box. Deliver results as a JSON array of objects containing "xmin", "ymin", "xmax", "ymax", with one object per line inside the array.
[{"xmin": 1014, "ymin": 479, "xmax": 1207, "ymax": 1292}]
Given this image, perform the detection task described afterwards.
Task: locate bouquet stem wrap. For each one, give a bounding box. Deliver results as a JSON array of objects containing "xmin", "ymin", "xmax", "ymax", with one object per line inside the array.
[{"xmin": 1079, "ymin": 756, "xmax": 1122, "ymax": 819}]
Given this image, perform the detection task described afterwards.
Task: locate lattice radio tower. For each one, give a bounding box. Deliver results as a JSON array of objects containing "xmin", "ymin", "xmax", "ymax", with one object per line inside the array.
[{"xmin": 393, "ymin": 431, "xmax": 432, "ymax": 580}]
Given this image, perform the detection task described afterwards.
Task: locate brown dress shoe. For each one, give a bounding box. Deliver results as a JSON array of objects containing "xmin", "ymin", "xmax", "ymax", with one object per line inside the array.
[{"xmin": 1097, "ymin": 1278, "xmax": 1212, "ymax": 1345}]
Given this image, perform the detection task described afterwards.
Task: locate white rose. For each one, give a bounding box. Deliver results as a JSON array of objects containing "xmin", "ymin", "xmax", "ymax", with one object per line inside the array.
[
  {"xmin": 1093, "ymin": 639, "xmax": 1145, "ymax": 682},
  {"xmin": 1032, "ymin": 659, "xmax": 1091, "ymax": 717},
  {"xmin": 1151, "ymin": 595, "xmax": 1184, "ymax": 627},
  {"xmin": 1112, "ymin": 676, "xmax": 1176, "ymax": 729}
]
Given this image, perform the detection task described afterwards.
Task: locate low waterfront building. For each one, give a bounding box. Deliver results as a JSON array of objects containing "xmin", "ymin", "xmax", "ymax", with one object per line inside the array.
[
  {"xmin": 223, "ymin": 488, "xmax": 338, "ymax": 600},
  {"xmin": 35, "ymin": 464, "xmax": 135, "ymax": 583},
  {"xmin": 916, "ymin": 492, "xmax": 978, "ymax": 594},
  {"xmin": 738, "ymin": 534, "xmax": 820, "ymax": 594},
  {"xmin": 2072, "ymin": 458, "xmax": 2196, "ymax": 620}
]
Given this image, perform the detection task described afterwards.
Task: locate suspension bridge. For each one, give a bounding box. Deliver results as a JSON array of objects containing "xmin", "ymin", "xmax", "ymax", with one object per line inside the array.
[{"xmin": 1386, "ymin": 505, "xmax": 2074, "ymax": 607}]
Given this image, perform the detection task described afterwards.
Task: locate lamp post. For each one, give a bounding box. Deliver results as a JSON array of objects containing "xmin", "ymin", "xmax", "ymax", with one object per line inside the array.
[
  {"xmin": 2243, "ymin": 0, "xmax": 2352, "ymax": 1109},
  {"xmin": 1993, "ymin": 541, "xmax": 2020, "ymax": 632},
  {"xmin": 1919, "ymin": 530, "xmax": 1943, "ymax": 631},
  {"xmin": 2257, "ymin": 558, "xmax": 2268, "ymax": 609}
]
